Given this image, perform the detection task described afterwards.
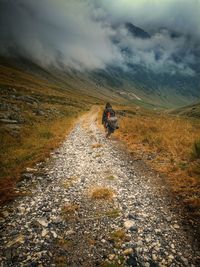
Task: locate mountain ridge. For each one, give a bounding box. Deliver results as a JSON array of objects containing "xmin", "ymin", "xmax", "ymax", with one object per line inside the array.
[
  {"xmin": 170, "ymin": 101, "xmax": 200, "ymax": 118},
  {"xmin": 125, "ymin": 22, "xmax": 151, "ymax": 39},
  {"xmin": 1, "ymin": 19, "xmax": 200, "ymax": 111}
]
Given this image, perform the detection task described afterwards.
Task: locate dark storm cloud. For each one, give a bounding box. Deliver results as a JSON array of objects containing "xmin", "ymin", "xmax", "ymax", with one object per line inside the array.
[
  {"xmin": 0, "ymin": 0, "xmax": 199, "ymax": 75},
  {"xmin": 0, "ymin": 0, "xmax": 123, "ymax": 69}
]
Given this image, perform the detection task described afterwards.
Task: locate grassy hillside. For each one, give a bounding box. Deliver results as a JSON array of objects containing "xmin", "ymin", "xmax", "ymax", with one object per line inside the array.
[
  {"xmin": 170, "ymin": 101, "xmax": 200, "ymax": 118},
  {"xmin": 91, "ymin": 66, "xmax": 200, "ymax": 109},
  {"xmin": 0, "ymin": 62, "xmax": 126, "ymax": 204},
  {"xmin": 113, "ymin": 105, "xmax": 200, "ymax": 221}
]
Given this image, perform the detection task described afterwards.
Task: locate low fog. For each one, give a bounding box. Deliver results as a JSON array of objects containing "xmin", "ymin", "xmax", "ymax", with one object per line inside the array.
[{"xmin": 0, "ymin": 0, "xmax": 199, "ymax": 75}]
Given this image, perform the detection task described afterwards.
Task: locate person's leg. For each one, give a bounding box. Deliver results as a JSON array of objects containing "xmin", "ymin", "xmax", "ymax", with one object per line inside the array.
[
  {"xmin": 106, "ymin": 130, "xmax": 111, "ymax": 138},
  {"xmin": 106, "ymin": 126, "xmax": 113, "ymax": 138},
  {"xmin": 104, "ymin": 122, "xmax": 107, "ymax": 132}
]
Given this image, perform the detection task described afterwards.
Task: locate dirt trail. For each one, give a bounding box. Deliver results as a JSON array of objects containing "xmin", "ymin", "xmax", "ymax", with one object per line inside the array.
[{"xmin": 0, "ymin": 106, "xmax": 199, "ymax": 267}]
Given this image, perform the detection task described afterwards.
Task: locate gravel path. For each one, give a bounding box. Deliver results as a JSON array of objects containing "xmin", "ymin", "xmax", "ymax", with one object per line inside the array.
[{"xmin": 0, "ymin": 107, "xmax": 199, "ymax": 267}]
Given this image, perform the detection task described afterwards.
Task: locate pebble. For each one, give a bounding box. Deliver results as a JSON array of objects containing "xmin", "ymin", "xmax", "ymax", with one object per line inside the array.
[
  {"xmin": 173, "ymin": 224, "xmax": 180, "ymax": 229},
  {"xmin": 168, "ymin": 254, "xmax": 174, "ymax": 260},
  {"xmin": 181, "ymin": 257, "xmax": 189, "ymax": 266},
  {"xmin": 124, "ymin": 220, "xmax": 136, "ymax": 230},
  {"xmin": 41, "ymin": 229, "xmax": 48, "ymax": 237},
  {"xmin": 108, "ymin": 254, "xmax": 115, "ymax": 261},
  {"xmin": 152, "ymin": 254, "xmax": 157, "ymax": 261},
  {"xmin": 51, "ymin": 231, "xmax": 57, "ymax": 238},
  {"xmin": 36, "ymin": 218, "xmax": 48, "ymax": 227},
  {"xmin": 123, "ymin": 248, "xmax": 133, "ymax": 255},
  {"xmin": 166, "ymin": 216, "xmax": 172, "ymax": 222}
]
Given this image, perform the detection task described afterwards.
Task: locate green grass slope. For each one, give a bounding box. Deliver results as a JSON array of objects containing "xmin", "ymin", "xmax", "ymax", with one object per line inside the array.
[{"xmin": 170, "ymin": 101, "xmax": 200, "ymax": 118}]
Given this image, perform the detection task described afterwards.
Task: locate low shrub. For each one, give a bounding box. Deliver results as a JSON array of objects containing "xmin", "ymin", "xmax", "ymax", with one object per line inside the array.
[{"xmin": 91, "ymin": 187, "xmax": 114, "ymax": 200}]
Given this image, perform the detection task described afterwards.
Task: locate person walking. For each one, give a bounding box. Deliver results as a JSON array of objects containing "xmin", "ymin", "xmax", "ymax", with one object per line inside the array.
[{"xmin": 102, "ymin": 103, "xmax": 119, "ymax": 138}]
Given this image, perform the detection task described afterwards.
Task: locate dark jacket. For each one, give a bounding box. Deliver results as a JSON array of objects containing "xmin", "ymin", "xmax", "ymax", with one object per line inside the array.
[{"xmin": 102, "ymin": 107, "xmax": 115, "ymax": 124}]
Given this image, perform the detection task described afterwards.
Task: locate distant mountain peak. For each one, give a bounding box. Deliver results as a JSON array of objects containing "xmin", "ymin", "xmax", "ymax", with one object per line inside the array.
[{"xmin": 125, "ymin": 22, "xmax": 150, "ymax": 39}]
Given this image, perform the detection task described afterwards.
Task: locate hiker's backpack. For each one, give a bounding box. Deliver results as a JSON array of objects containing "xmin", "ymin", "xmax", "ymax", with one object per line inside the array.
[
  {"xmin": 107, "ymin": 116, "xmax": 119, "ymax": 129},
  {"xmin": 106, "ymin": 108, "xmax": 119, "ymax": 130}
]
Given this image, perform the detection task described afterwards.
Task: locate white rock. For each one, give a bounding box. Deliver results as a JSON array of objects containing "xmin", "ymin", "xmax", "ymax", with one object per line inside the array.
[
  {"xmin": 108, "ymin": 254, "xmax": 115, "ymax": 261},
  {"xmin": 152, "ymin": 254, "xmax": 157, "ymax": 261},
  {"xmin": 41, "ymin": 229, "xmax": 48, "ymax": 237},
  {"xmin": 168, "ymin": 254, "xmax": 174, "ymax": 260},
  {"xmin": 173, "ymin": 224, "xmax": 180, "ymax": 229},
  {"xmin": 124, "ymin": 220, "xmax": 135, "ymax": 230},
  {"xmin": 36, "ymin": 218, "xmax": 48, "ymax": 227},
  {"xmin": 51, "ymin": 231, "xmax": 57, "ymax": 238},
  {"xmin": 155, "ymin": 229, "xmax": 161, "ymax": 234}
]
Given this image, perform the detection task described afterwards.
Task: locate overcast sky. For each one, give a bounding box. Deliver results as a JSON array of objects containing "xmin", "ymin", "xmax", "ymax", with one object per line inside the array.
[{"xmin": 0, "ymin": 0, "xmax": 199, "ymax": 75}]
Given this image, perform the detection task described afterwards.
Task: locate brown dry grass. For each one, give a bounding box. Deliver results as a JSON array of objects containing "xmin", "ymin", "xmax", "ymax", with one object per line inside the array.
[
  {"xmin": 91, "ymin": 143, "xmax": 103, "ymax": 149},
  {"xmin": 90, "ymin": 187, "xmax": 115, "ymax": 200},
  {"xmin": 54, "ymin": 238, "xmax": 72, "ymax": 266},
  {"xmin": 109, "ymin": 229, "xmax": 130, "ymax": 253},
  {"xmin": 105, "ymin": 209, "xmax": 120, "ymax": 218},
  {"xmin": 61, "ymin": 203, "xmax": 80, "ymax": 221},
  {"xmin": 114, "ymin": 107, "xmax": 200, "ymax": 219},
  {"xmin": 110, "ymin": 229, "xmax": 126, "ymax": 243},
  {"xmin": 56, "ymin": 238, "xmax": 72, "ymax": 250},
  {"xmin": 62, "ymin": 203, "xmax": 80, "ymax": 213},
  {"xmin": 62, "ymin": 176, "xmax": 78, "ymax": 189},
  {"xmin": 0, "ymin": 116, "xmax": 76, "ymax": 204}
]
